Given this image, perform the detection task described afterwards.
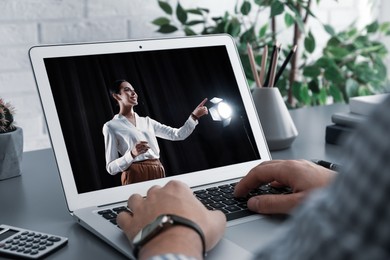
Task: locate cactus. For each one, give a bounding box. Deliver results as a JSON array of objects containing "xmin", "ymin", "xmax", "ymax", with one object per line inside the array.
[{"xmin": 0, "ymin": 98, "xmax": 16, "ymax": 133}]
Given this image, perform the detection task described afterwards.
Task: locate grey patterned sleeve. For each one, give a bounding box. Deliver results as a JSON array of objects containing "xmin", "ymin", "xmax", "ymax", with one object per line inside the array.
[{"xmin": 254, "ymin": 96, "xmax": 390, "ymax": 260}]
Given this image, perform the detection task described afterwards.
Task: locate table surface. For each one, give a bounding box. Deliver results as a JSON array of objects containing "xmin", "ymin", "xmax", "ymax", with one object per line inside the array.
[{"xmin": 0, "ymin": 103, "xmax": 348, "ymax": 259}]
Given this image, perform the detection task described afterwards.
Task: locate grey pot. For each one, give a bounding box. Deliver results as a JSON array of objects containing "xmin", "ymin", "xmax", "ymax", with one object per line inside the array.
[
  {"xmin": 0, "ymin": 127, "xmax": 23, "ymax": 180},
  {"xmin": 252, "ymin": 87, "xmax": 298, "ymax": 151}
]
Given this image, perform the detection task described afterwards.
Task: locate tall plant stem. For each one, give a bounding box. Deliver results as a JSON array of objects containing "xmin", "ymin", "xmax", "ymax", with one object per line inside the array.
[{"xmin": 288, "ymin": 0, "xmax": 312, "ymax": 105}]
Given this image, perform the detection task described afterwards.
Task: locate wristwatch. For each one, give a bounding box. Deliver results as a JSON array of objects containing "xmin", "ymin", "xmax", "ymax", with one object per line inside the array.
[{"xmin": 132, "ymin": 214, "xmax": 206, "ymax": 258}]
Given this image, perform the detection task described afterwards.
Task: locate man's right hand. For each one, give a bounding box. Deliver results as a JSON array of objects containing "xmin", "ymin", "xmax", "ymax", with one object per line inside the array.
[{"xmin": 234, "ymin": 160, "xmax": 336, "ymax": 214}]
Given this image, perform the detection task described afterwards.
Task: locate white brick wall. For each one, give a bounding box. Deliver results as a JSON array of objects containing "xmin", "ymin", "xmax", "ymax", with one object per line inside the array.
[{"xmin": 0, "ymin": 0, "xmax": 382, "ymax": 152}]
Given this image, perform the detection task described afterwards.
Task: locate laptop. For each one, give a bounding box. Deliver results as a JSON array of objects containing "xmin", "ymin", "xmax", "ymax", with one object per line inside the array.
[{"xmin": 29, "ymin": 34, "xmax": 286, "ymax": 259}]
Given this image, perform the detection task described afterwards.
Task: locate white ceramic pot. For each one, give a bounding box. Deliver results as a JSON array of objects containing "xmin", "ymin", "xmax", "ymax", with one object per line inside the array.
[{"xmin": 252, "ymin": 87, "xmax": 298, "ymax": 150}]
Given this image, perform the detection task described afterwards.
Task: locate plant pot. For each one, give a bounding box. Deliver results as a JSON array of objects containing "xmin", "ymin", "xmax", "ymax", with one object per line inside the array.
[
  {"xmin": 0, "ymin": 127, "xmax": 23, "ymax": 180},
  {"xmin": 252, "ymin": 87, "xmax": 298, "ymax": 150}
]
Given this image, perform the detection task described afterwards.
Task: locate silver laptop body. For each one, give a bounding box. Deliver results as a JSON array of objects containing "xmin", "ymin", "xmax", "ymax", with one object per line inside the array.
[{"xmin": 30, "ymin": 34, "xmax": 284, "ymax": 259}]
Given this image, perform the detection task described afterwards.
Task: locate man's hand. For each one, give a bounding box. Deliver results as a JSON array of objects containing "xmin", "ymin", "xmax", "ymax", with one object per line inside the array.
[
  {"xmin": 117, "ymin": 180, "xmax": 226, "ymax": 259},
  {"xmin": 234, "ymin": 160, "xmax": 336, "ymax": 214}
]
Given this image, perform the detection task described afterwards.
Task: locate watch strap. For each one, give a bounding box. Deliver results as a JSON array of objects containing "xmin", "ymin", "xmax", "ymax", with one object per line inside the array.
[{"xmin": 133, "ymin": 214, "xmax": 206, "ymax": 258}]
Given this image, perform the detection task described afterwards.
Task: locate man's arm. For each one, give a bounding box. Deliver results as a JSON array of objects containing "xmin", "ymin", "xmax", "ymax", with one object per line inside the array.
[{"xmin": 117, "ymin": 181, "xmax": 226, "ymax": 260}]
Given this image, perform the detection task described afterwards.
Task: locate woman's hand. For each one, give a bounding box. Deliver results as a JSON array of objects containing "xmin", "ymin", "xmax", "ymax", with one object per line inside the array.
[
  {"xmin": 234, "ymin": 160, "xmax": 336, "ymax": 214},
  {"xmin": 117, "ymin": 180, "xmax": 226, "ymax": 259},
  {"xmin": 191, "ymin": 98, "xmax": 208, "ymax": 120},
  {"xmin": 131, "ymin": 141, "xmax": 150, "ymax": 157}
]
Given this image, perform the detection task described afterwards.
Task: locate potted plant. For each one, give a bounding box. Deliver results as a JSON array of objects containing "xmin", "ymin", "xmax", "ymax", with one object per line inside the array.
[
  {"xmin": 0, "ymin": 98, "xmax": 23, "ymax": 180},
  {"xmin": 152, "ymin": 0, "xmax": 390, "ymax": 108}
]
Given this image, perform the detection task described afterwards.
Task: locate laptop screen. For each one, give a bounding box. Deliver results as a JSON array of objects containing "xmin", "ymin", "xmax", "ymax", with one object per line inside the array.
[
  {"xmin": 31, "ymin": 35, "xmax": 271, "ymax": 211},
  {"xmin": 43, "ymin": 45, "xmax": 261, "ymax": 194}
]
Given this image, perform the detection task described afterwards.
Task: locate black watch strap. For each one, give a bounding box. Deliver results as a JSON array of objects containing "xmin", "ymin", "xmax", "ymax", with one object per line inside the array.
[{"xmin": 133, "ymin": 214, "xmax": 206, "ymax": 258}]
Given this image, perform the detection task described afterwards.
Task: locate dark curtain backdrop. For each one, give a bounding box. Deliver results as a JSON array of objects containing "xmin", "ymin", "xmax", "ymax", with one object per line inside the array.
[{"xmin": 44, "ymin": 46, "xmax": 259, "ymax": 194}]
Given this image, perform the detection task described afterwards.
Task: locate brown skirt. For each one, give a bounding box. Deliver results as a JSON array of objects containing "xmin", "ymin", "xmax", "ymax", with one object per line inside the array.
[{"xmin": 121, "ymin": 159, "xmax": 165, "ymax": 185}]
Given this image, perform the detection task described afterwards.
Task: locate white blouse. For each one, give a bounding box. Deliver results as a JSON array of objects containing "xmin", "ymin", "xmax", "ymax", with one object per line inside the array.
[{"xmin": 103, "ymin": 113, "xmax": 198, "ymax": 175}]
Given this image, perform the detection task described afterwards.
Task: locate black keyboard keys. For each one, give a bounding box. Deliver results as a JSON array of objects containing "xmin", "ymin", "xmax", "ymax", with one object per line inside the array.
[{"xmin": 194, "ymin": 182, "xmax": 291, "ymax": 221}]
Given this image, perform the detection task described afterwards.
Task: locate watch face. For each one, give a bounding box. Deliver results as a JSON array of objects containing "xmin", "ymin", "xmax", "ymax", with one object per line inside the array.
[{"xmin": 133, "ymin": 215, "xmax": 171, "ymax": 245}]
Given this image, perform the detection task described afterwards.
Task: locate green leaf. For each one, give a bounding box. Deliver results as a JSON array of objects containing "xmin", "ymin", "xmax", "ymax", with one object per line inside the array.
[
  {"xmin": 226, "ymin": 18, "xmax": 241, "ymax": 37},
  {"xmin": 373, "ymin": 56, "xmax": 387, "ymax": 80},
  {"xmin": 157, "ymin": 24, "xmax": 178, "ymax": 33},
  {"xmin": 355, "ymin": 62, "xmax": 377, "ymax": 83},
  {"xmin": 324, "ymin": 24, "xmax": 336, "ymax": 36},
  {"xmin": 158, "ymin": 1, "xmax": 172, "ymax": 15},
  {"xmin": 152, "ymin": 17, "xmax": 170, "ymax": 26},
  {"xmin": 284, "ymin": 13, "xmax": 295, "ymax": 28},
  {"xmin": 241, "ymin": 1, "xmax": 251, "ymax": 15},
  {"xmin": 324, "ymin": 65, "xmax": 344, "ymax": 85},
  {"xmin": 345, "ymin": 78, "xmax": 359, "ymax": 97},
  {"xmin": 327, "ymin": 36, "xmax": 342, "ymax": 47},
  {"xmin": 329, "ymin": 84, "xmax": 344, "ymax": 103},
  {"xmin": 176, "ymin": 2, "xmax": 188, "ymax": 24},
  {"xmin": 325, "ymin": 46, "xmax": 350, "ymax": 60},
  {"xmin": 379, "ymin": 22, "xmax": 390, "ymax": 34},
  {"xmin": 291, "ymin": 82, "xmax": 311, "ymax": 105},
  {"xmin": 308, "ymin": 79, "xmax": 320, "ymax": 93},
  {"xmin": 240, "ymin": 27, "xmax": 256, "ymax": 43},
  {"xmin": 366, "ymin": 21, "xmax": 379, "ymax": 33},
  {"xmin": 184, "ymin": 27, "xmax": 197, "ymax": 36},
  {"xmin": 187, "ymin": 9, "xmax": 203, "ymax": 16},
  {"xmin": 185, "ymin": 20, "xmax": 205, "ymax": 26},
  {"xmin": 357, "ymin": 87, "xmax": 373, "ymax": 96},
  {"xmin": 303, "ymin": 65, "xmax": 321, "ymax": 78},
  {"xmin": 270, "ymin": 1, "xmax": 284, "ymax": 17},
  {"xmin": 317, "ymin": 86, "xmax": 328, "ymax": 105},
  {"xmin": 315, "ymin": 57, "xmax": 336, "ymax": 68},
  {"xmin": 304, "ymin": 31, "xmax": 316, "ymax": 53},
  {"xmin": 259, "ymin": 23, "xmax": 268, "ymax": 38}
]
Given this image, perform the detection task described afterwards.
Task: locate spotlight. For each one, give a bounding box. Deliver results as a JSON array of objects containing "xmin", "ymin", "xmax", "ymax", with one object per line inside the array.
[{"xmin": 209, "ymin": 97, "xmax": 232, "ymax": 127}]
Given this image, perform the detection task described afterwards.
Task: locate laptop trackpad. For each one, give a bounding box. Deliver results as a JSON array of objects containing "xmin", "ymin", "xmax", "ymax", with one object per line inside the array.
[{"xmin": 224, "ymin": 215, "xmax": 286, "ymax": 252}]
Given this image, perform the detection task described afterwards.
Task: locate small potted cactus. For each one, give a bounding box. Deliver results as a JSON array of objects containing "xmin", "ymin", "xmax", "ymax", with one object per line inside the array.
[{"xmin": 0, "ymin": 98, "xmax": 23, "ymax": 180}]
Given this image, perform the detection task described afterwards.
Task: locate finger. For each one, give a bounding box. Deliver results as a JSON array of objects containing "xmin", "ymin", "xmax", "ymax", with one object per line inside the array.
[
  {"xmin": 136, "ymin": 142, "xmax": 150, "ymax": 149},
  {"xmin": 247, "ymin": 193, "xmax": 305, "ymax": 214},
  {"xmin": 146, "ymin": 185, "xmax": 162, "ymax": 197},
  {"xmin": 234, "ymin": 161, "xmax": 289, "ymax": 197},
  {"xmin": 116, "ymin": 210, "xmax": 134, "ymax": 235},
  {"xmin": 197, "ymin": 98, "xmax": 208, "ymax": 108},
  {"xmin": 138, "ymin": 141, "xmax": 149, "ymax": 146},
  {"xmin": 165, "ymin": 180, "xmax": 190, "ymax": 190},
  {"xmin": 127, "ymin": 193, "xmax": 143, "ymax": 213}
]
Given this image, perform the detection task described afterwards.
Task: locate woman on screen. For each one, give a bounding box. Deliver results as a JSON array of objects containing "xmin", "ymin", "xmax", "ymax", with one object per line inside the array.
[{"xmin": 103, "ymin": 80, "xmax": 208, "ymax": 185}]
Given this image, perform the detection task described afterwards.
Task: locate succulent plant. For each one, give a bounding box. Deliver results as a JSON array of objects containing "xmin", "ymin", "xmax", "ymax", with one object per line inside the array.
[{"xmin": 0, "ymin": 98, "xmax": 16, "ymax": 133}]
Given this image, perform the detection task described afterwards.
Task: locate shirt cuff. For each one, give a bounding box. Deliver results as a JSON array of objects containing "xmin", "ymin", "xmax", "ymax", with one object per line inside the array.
[
  {"xmin": 188, "ymin": 115, "xmax": 199, "ymax": 126},
  {"xmin": 119, "ymin": 151, "xmax": 134, "ymax": 171}
]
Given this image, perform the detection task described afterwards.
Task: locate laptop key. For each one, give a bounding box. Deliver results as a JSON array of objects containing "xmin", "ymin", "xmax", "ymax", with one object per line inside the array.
[
  {"xmin": 224, "ymin": 205, "xmax": 241, "ymax": 212},
  {"xmin": 102, "ymin": 212, "xmax": 117, "ymax": 220},
  {"xmin": 225, "ymin": 209, "xmax": 255, "ymax": 221}
]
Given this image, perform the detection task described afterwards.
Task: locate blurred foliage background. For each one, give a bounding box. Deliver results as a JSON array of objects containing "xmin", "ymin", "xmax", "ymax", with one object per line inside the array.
[{"xmin": 152, "ymin": 0, "xmax": 390, "ymax": 108}]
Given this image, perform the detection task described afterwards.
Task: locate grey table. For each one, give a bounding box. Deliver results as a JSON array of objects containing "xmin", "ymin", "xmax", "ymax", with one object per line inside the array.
[{"xmin": 0, "ymin": 103, "xmax": 348, "ymax": 259}]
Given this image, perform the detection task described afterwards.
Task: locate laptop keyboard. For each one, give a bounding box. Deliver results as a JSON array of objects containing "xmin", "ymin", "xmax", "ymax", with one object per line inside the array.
[
  {"xmin": 97, "ymin": 182, "xmax": 292, "ymax": 225},
  {"xmin": 194, "ymin": 182, "xmax": 291, "ymax": 221}
]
